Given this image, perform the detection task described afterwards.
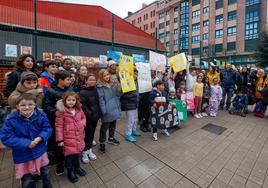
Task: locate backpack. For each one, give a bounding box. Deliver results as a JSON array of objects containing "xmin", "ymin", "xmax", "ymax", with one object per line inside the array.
[{"xmin": 254, "ymin": 101, "xmax": 266, "ymax": 117}]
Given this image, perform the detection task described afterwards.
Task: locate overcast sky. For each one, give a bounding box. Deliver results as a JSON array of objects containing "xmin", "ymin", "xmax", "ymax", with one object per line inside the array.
[{"xmin": 44, "ymin": 0, "xmax": 156, "ymax": 18}]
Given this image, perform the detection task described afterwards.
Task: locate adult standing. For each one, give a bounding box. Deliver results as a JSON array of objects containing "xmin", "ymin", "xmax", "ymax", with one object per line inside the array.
[
  {"xmin": 207, "ymin": 66, "xmax": 220, "ymax": 85},
  {"xmin": 4, "ymin": 54, "xmax": 36, "ymax": 97},
  {"xmin": 254, "ymin": 69, "xmax": 265, "ymax": 102},
  {"xmin": 220, "ymin": 63, "xmax": 237, "ymax": 110},
  {"xmin": 174, "ymin": 70, "xmax": 186, "ymax": 91},
  {"xmin": 54, "ymin": 52, "xmax": 63, "ymax": 66},
  {"xmin": 236, "ymin": 67, "xmax": 249, "ymax": 94}
]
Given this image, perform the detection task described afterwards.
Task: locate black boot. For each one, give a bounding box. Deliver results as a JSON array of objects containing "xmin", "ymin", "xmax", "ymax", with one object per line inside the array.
[
  {"xmin": 100, "ymin": 143, "xmax": 106, "ymax": 153},
  {"xmin": 75, "ymin": 167, "xmax": 86, "ymax": 176},
  {"xmin": 67, "ymin": 168, "xmax": 78, "ymax": 183}
]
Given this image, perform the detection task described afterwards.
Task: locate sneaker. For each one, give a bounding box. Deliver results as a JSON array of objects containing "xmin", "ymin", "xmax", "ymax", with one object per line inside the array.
[
  {"xmin": 55, "ymin": 164, "xmax": 64, "ymax": 176},
  {"xmin": 82, "ymin": 151, "xmax": 90, "ymax": 164},
  {"xmin": 152, "ymin": 133, "xmax": 158, "ymax": 141},
  {"xmin": 163, "ymin": 129, "xmax": 170, "ymax": 136},
  {"xmin": 194, "ymin": 114, "xmax": 201, "ymax": 119},
  {"xmin": 88, "ymin": 149, "xmax": 97, "ymax": 160},
  {"xmin": 92, "ymin": 140, "xmax": 97, "ymax": 147},
  {"xmin": 108, "ymin": 138, "xmax": 120, "ymax": 145},
  {"xmin": 32, "ymin": 174, "xmax": 42, "ymax": 182},
  {"xmin": 132, "ymin": 130, "xmax": 141, "ymax": 136},
  {"xmin": 210, "ymin": 113, "xmax": 216, "ymax": 117},
  {"xmin": 198, "ymin": 114, "xmax": 203, "ymax": 118},
  {"xmin": 125, "ymin": 134, "xmax": 137, "ymax": 142},
  {"xmin": 201, "ymin": 112, "xmax": 208, "ymax": 117},
  {"xmin": 140, "ymin": 127, "xmax": 148, "ymax": 132},
  {"xmin": 99, "ymin": 143, "xmax": 106, "ymax": 153}
]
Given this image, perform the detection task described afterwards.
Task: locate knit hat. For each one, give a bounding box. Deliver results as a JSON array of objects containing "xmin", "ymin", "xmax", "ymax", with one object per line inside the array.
[
  {"xmin": 108, "ymin": 60, "xmax": 116, "ymax": 67},
  {"xmin": 169, "ymin": 87, "xmax": 176, "ymax": 93},
  {"xmin": 21, "ymin": 71, "xmax": 38, "ymax": 83}
]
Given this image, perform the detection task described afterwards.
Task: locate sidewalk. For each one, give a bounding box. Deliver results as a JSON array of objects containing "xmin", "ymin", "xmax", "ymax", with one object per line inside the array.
[{"xmin": 0, "ymin": 111, "xmax": 267, "ymax": 188}]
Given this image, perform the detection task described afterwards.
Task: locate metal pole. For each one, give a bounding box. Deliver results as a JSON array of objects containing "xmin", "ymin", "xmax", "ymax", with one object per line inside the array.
[
  {"xmin": 112, "ymin": 14, "xmax": 114, "ymax": 51},
  {"xmin": 155, "ymin": 27, "xmax": 158, "ymax": 52},
  {"xmin": 199, "ymin": 40, "xmax": 202, "ymax": 69},
  {"xmin": 33, "ymin": 0, "xmax": 37, "ymax": 58}
]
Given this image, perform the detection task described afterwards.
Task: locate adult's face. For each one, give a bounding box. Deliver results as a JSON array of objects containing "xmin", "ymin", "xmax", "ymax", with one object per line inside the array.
[
  {"xmin": 226, "ymin": 64, "xmax": 232, "ymax": 70},
  {"xmin": 79, "ymin": 66, "xmax": 88, "ymax": 77},
  {"xmin": 242, "ymin": 67, "xmax": 247, "ymax": 73},
  {"xmin": 23, "ymin": 57, "xmax": 34, "ymax": 71},
  {"xmin": 54, "ymin": 53, "xmax": 62, "ymax": 63}
]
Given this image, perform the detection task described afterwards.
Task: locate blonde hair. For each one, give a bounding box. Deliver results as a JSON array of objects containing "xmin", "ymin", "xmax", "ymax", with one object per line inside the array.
[{"xmin": 98, "ymin": 69, "xmax": 110, "ymax": 84}]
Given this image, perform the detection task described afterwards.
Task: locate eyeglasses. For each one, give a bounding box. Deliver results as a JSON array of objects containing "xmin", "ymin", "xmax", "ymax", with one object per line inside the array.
[{"xmin": 18, "ymin": 103, "xmax": 35, "ymax": 108}]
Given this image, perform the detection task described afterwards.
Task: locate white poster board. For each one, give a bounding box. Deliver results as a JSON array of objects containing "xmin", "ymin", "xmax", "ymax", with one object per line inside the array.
[
  {"xmin": 5, "ymin": 44, "xmax": 17, "ymax": 57},
  {"xmin": 135, "ymin": 63, "xmax": 152, "ymax": 93},
  {"xmin": 149, "ymin": 51, "xmax": 166, "ymax": 73}
]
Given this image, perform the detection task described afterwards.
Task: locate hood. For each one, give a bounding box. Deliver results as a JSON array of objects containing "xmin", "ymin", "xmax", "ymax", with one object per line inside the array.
[
  {"xmin": 15, "ymin": 82, "xmax": 41, "ymax": 93},
  {"xmin": 56, "ymin": 99, "xmax": 66, "ymax": 113}
]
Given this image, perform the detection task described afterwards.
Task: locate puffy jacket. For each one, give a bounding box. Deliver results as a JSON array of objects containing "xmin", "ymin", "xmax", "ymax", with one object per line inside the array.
[
  {"xmin": 120, "ymin": 89, "xmax": 138, "ymax": 111},
  {"xmin": 55, "ymin": 100, "xmax": 86, "ymax": 156},
  {"xmin": 97, "ymin": 81, "xmax": 121, "ymax": 123},
  {"xmin": 148, "ymin": 88, "xmax": 168, "ymax": 106},
  {"xmin": 39, "ymin": 71, "xmax": 55, "ymax": 94},
  {"xmin": 0, "ymin": 109, "xmax": 52, "ymax": 164},
  {"xmin": 79, "ymin": 86, "xmax": 102, "ymax": 121},
  {"xmin": 220, "ymin": 69, "xmax": 236, "ymax": 89},
  {"xmin": 4, "ymin": 70, "xmax": 23, "ymax": 97},
  {"xmin": 207, "ymin": 71, "xmax": 220, "ymax": 85},
  {"xmin": 8, "ymin": 82, "xmax": 44, "ymax": 109}
]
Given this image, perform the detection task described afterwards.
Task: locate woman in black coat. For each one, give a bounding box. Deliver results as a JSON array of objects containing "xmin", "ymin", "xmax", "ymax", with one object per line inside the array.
[{"xmin": 4, "ymin": 54, "xmax": 36, "ymax": 97}]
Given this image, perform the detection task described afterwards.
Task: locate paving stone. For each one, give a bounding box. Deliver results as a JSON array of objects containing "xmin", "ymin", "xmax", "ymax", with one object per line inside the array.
[
  {"xmin": 208, "ymin": 179, "xmax": 227, "ymax": 188},
  {"xmin": 140, "ymin": 157, "xmax": 165, "ymax": 174},
  {"xmin": 106, "ymin": 173, "xmax": 135, "ymax": 188},
  {"xmin": 173, "ymin": 177, "xmax": 196, "ymax": 188},
  {"xmin": 125, "ymin": 164, "xmax": 151, "ymax": 185},
  {"xmin": 245, "ymin": 180, "xmax": 262, "ymax": 188},
  {"xmin": 96, "ymin": 163, "xmax": 121, "ymax": 182},
  {"xmin": 228, "ymin": 174, "xmax": 247, "ymax": 188},
  {"xmin": 138, "ymin": 175, "xmax": 168, "ymax": 188},
  {"xmin": 154, "ymin": 166, "xmax": 182, "ymax": 187},
  {"xmin": 195, "ymin": 173, "xmax": 215, "ymax": 188},
  {"xmin": 115, "ymin": 155, "xmax": 139, "ymax": 172}
]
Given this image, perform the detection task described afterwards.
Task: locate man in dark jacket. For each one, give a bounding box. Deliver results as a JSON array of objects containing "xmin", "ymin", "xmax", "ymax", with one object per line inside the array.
[{"xmin": 220, "ymin": 64, "xmax": 237, "ymax": 110}]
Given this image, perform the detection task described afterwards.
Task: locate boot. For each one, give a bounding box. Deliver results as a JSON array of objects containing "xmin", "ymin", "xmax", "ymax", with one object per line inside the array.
[
  {"xmin": 100, "ymin": 143, "xmax": 106, "ymax": 153},
  {"xmin": 67, "ymin": 168, "xmax": 78, "ymax": 183},
  {"xmin": 74, "ymin": 167, "xmax": 86, "ymax": 176}
]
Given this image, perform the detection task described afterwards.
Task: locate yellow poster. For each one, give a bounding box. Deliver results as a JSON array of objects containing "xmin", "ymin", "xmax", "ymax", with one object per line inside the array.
[
  {"xmin": 168, "ymin": 53, "xmax": 188, "ymax": 72},
  {"xmin": 119, "ymin": 55, "xmax": 136, "ymax": 93}
]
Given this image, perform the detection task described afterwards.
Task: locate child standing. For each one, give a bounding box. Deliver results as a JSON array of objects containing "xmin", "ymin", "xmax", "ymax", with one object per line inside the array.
[
  {"xmin": 148, "ymin": 80, "xmax": 170, "ymax": 141},
  {"xmin": 55, "ymin": 92, "xmax": 86, "ymax": 183},
  {"xmin": 201, "ymin": 76, "xmax": 210, "ymax": 117},
  {"xmin": 209, "ymin": 78, "xmax": 223, "ymax": 117},
  {"xmin": 39, "ymin": 61, "xmax": 58, "ymax": 94},
  {"xmin": 79, "ymin": 74, "xmax": 102, "ymax": 163},
  {"xmin": 193, "ymin": 75, "xmax": 204, "ymax": 118},
  {"xmin": 1, "ymin": 93, "xmax": 52, "ymax": 188},
  {"xmin": 97, "ymin": 69, "xmax": 121, "ymax": 153}
]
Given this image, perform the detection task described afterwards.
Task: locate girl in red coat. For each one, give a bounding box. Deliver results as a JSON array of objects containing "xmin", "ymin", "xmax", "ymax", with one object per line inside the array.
[{"xmin": 55, "ymin": 91, "xmax": 86, "ymax": 183}]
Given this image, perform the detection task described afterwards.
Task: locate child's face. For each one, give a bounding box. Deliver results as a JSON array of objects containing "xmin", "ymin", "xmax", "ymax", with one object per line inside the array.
[
  {"xmin": 63, "ymin": 60, "xmax": 72, "ymax": 70},
  {"xmin": 169, "ymin": 91, "xmax": 176, "ymax": 97},
  {"xmin": 86, "ymin": 76, "xmax": 96, "ymax": 87},
  {"xmin": 23, "ymin": 79, "xmax": 38, "ymax": 90},
  {"xmin": 213, "ymin": 79, "xmax": 218, "ymax": 85},
  {"xmin": 59, "ymin": 77, "xmax": 71, "ymax": 87},
  {"xmin": 16, "ymin": 99, "xmax": 36, "ymax": 117},
  {"xmin": 79, "ymin": 66, "xmax": 88, "ymax": 77},
  {"xmin": 156, "ymin": 84, "xmax": 165, "ymax": 92},
  {"xmin": 197, "ymin": 77, "xmax": 202, "ymax": 82},
  {"xmin": 47, "ymin": 64, "xmax": 58, "ymax": 75},
  {"xmin": 65, "ymin": 95, "xmax": 76, "ymax": 108},
  {"xmin": 238, "ymin": 92, "xmax": 243, "ymax": 97},
  {"xmin": 180, "ymin": 84, "xmax": 185, "ymax": 89},
  {"xmin": 70, "ymin": 74, "xmax": 76, "ymax": 84},
  {"xmin": 103, "ymin": 71, "xmax": 110, "ymax": 83}
]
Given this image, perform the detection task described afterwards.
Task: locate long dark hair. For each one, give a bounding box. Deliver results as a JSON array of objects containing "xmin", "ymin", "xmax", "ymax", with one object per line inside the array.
[
  {"xmin": 203, "ymin": 76, "xmax": 210, "ymax": 88},
  {"xmin": 16, "ymin": 54, "xmax": 36, "ymax": 72}
]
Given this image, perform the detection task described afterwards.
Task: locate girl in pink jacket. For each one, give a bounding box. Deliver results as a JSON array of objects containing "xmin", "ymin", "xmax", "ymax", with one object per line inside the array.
[{"xmin": 55, "ymin": 91, "xmax": 86, "ymax": 183}]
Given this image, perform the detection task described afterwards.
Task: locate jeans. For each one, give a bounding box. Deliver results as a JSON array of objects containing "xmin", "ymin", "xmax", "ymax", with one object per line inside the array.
[
  {"xmin": 84, "ymin": 118, "xmax": 99, "ymax": 150},
  {"xmin": 220, "ymin": 88, "xmax": 234, "ymax": 109},
  {"xmin": 194, "ymin": 96, "xmax": 202, "ymax": 114},
  {"xmin": 21, "ymin": 166, "xmax": 51, "ymax": 188},
  {"xmin": 99, "ymin": 120, "xmax": 116, "ymax": 143},
  {"xmin": 125, "ymin": 109, "xmax": 138, "ymax": 135},
  {"xmin": 65, "ymin": 154, "xmax": 80, "ymax": 169}
]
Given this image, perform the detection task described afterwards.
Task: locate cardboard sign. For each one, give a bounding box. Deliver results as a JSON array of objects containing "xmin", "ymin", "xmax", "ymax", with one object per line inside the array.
[
  {"xmin": 119, "ymin": 55, "xmax": 136, "ymax": 93},
  {"xmin": 181, "ymin": 92, "xmax": 195, "ymax": 110},
  {"xmin": 107, "ymin": 50, "xmax": 122, "ymax": 64},
  {"xmin": 133, "ymin": 54, "xmax": 145, "ymax": 63},
  {"xmin": 135, "ymin": 63, "xmax": 152, "ymax": 93},
  {"xmin": 149, "ymin": 51, "xmax": 166, "ymax": 73},
  {"xmin": 5, "ymin": 44, "xmax": 17, "ymax": 57},
  {"xmin": 169, "ymin": 99, "xmax": 188, "ymax": 121},
  {"xmin": 168, "ymin": 53, "xmax": 188, "ymax": 72}
]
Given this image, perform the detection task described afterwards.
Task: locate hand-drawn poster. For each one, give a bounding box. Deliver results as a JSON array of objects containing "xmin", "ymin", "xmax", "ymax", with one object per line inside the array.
[
  {"xmin": 5, "ymin": 44, "xmax": 17, "ymax": 57},
  {"xmin": 133, "ymin": 54, "xmax": 145, "ymax": 63},
  {"xmin": 135, "ymin": 63, "xmax": 152, "ymax": 93},
  {"xmin": 181, "ymin": 92, "xmax": 195, "ymax": 111},
  {"xmin": 107, "ymin": 51, "xmax": 122, "ymax": 64},
  {"xmin": 168, "ymin": 53, "xmax": 188, "ymax": 73},
  {"xmin": 169, "ymin": 99, "xmax": 188, "ymax": 121},
  {"xmin": 119, "ymin": 55, "xmax": 136, "ymax": 93},
  {"xmin": 149, "ymin": 51, "xmax": 166, "ymax": 73},
  {"xmin": 99, "ymin": 55, "xmax": 108, "ymax": 68},
  {"xmin": 43, "ymin": 52, "xmax": 52, "ymax": 61},
  {"xmin": 20, "ymin": 46, "xmax": 32, "ymax": 55},
  {"xmin": 150, "ymin": 104, "xmax": 179, "ymax": 129}
]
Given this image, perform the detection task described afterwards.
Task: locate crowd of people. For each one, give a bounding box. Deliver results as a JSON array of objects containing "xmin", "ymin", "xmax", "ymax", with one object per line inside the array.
[{"xmin": 0, "ymin": 53, "xmax": 267, "ymax": 187}]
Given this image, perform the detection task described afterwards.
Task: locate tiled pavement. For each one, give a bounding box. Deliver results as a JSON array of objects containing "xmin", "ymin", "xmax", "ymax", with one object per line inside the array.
[{"xmin": 0, "ymin": 111, "xmax": 268, "ymax": 188}]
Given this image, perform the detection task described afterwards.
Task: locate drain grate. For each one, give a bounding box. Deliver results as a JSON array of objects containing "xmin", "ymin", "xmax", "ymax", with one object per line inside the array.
[{"xmin": 201, "ymin": 123, "xmax": 227, "ymax": 135}]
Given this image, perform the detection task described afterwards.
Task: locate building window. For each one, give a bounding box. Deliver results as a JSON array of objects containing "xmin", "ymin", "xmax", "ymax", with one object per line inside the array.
[
  {"xmin": 192, "ymin": 23, "xmax": 200, "ymax": 31},
  {"xmin": 180, "ymin": 26, "xmax": 189, "ymax": 37},
  {"xmin": 166, "ymin": 31, "xmax": 170, "ymax": 37},
  {"xmin": 192, "ymin": 35, "xmax": 200, "ymax": 43},
  {"xmin": 246, "ymin": 10, "xmax": 259, "ymax": 23},
  {"xmin": 166, "ymin": 20, "xmax": 170, "ymax": 26},
  {"xmin": 132, "ymin": 20, "xmax": 136, "ymax": 25},
  {"xmin": 215, "ymin": 44, "xmax": 223, "ymax": 52},
  {"xmin": 159, "ymin": 23, "xmax": 164, "ymax": 29},
  {"xmin": 180, "ymin": 14, "xmax": 189, "ymax": 26},
  {"xmin": 174, "ymin": 17, "xmax": 178, "ymax": 23},
  {"xmin": 215, "ymin": 14, "xmax": 224, "ymax": 24},
  {"xmin": 192, "ymin": 0, "xmax": 201, "ymax": 6},
  {"xmin": 174, "ymin": 6, "xmax": 178, "ymax": 12},
  {"xmin": 216, "ymin": 0, "xmax": 224, "ymax": 9},
  {"xmin": 203, "ymin": 20, "xmax": 209, "ymax": 26},
  {"xmin": 228, "ymin": 0, "xmax": 236, "ymax": 4},
  {"xmin": 159, "ymin": 12, "xmax": 165, "ymax": 19},
  {"xmin": 159, "ymin": 33, "xmax": 164, "ymax": 39},
  {"xmin": 166, "ymin": 41, "xmax": 170, "ymax": 47},
  {"xmin": 150, "ymin": 10, "xmax": 155, "ymax": 17},
  {"xmin": 166, "ymin": 10, "xmax": 169, "ymax": 15},
  {"xmin": 203, "ymin": 6, "xmax": 209, "ymax": 13},
  {"xmin": 192, "ymin": 10, "xmax": 201, "ymax": 19},
  {"xmin": 245, "ymin": 22, "xmax": 259, "ymax": 39},
  {"xmin": 203, "ymin": 47, "xmax": 209, "ymax": 54},
  {"xmin": 143, "ymin": 24, "xmax": 148, "ymax": 31},
  {"xmin": 228, "ymin": 11, "xmax": 237, "ymax": 21},
  {"xmin": 215, "ymin": 29, "xmax": 223, "ymax": 38},
  {"xmin": 174, "ymin": 29, "xmax": 178, "ymax": 34},
  {"xmin": 192, "ymin": 48, "xmax": 200, "ymax": 55},
  {"xmin": 174, "ymin": 40, "xmax": 179, "ymax": 45},
  {"xmin": 203, "ymin": 33, "xmax": 209, "ymax": 40},
  {"xmin": 180, "ymin": 38, "xmax": 189, "ymax": 50},
  {"xmin": 228, "ymin": 27, "xmax": 236, "ymax": 36},
  {"xmin": 246, "ymin": 0, "xmax": 260, "ymax": 6},
  {"xmin": 227, "ymin": 42, "xmax": 236, "ymax": 51}
]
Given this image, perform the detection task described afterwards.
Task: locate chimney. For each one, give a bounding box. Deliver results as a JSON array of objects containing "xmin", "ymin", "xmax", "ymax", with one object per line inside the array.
[
  {"xmin": 128, "ymin": 11, "xmax": 133, "ymax": 17},
  {"xmin": 142, "ymin": 3, "xmax": 147, "ymax": 8}
]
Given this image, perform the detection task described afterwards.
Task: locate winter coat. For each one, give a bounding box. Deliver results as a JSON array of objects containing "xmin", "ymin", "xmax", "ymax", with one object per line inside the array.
[
  {"xmin": 0, "ymin": 109, "xmax": 52, "ymax": 164},
  {"xmin": 97, "ymin": 81, "xmax": 121, "ymax": 123},
  {"xmin": 236, "ymin": 72, "xmax": 249, "ymax": 93},
  {"xmin": 174, "ymin": 72, "xmax": 186, "ymax": 90},
  {"xmin": 220, "ymin": 69, "xmax": 236, "ymax": 89},
  {"xmin": 148, "ymin": 88, "xmax": 168, "ymax": 107},
  {"xmin": 207, "ymin": 71, "xmax": 220, "ymax": 85},
  {"xmin": 38, "ymin": 71, "xmax": 55, "ymax": 94},
  {"xmin": 79, "ymin": 86, "xmax": 102, "ymax": 122},
  {"xmin": 120, "ymin": 89, "xmax": 139, "ymax": 111},
  {"xmin": 55, "ymin": 100, "xmax": 86, "ymax": 156},
  {"xmin": 232, "ymin": 95, "xmax": 248, "ymax": 108},
  {"xmin": 43, "ymin": 84, "xmax": 73, "ymax": 126},
  {"xmin": 4, "ymin": 70, "xmax": 23, "ymax": 97},
  {"xmin": 8, "ymin": 82, "xmax": 44, "ymax": 109},
  {"xmin": 203, "ymin": 83, "xmax": 211, "ymax": 98}
]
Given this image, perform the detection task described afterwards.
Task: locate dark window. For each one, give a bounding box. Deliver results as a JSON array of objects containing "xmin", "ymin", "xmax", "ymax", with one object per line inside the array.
[
  {"xmin": 228, "ymin": 11, "xmax": 237, "ymax": 21},
  {"xmin": 192, "ymin": 35, "xmax": 200, "ymax": 43},
  {"xmin": 203, "ymin": 20, "xmax": 209, "ymax": 26},
  {"xmin": 174, "ymin": 6, "xmax": 179, "ymax": 12},
  {"xmin": 227, "ymin": 42, "xmax": 236, "ymax": 51},
  {"xmin": 203, "ymin": 7, "xmax": 209, "ymax": 13},
  {"xmin": 215, "ymin": 29, "xmax": 223, "ymax": 38},
  {"xmin": 215, "ymin": 44, "xmax": 223, "ymax": 52},
  {"xmin": 166, "ymin": 31, "xmax": 170, "ymax": 37},
  {"xmin": 166, "ymin": 20, "xmax": 170, "ymax": 26},
  {"xmin": 166, "ymin": 41, "xmax": 170, "ymax": 47},
  {"xmin": 174, "ymin": 40, "xmax": 179, "ymax": 45},
  {"xmin": 227, "ymin": 27, "xmax": 236, "ymax": 36},
  {"xmin": 159, "ymin": 23, "xmax": 164, "ymax": 29},
  {"xmin": 246, "ymin": 10, "xmax": 259, "ymax": 23},
  {"xmin": 192, "ymin": 48, "xmax": 200, "ymax": 55},
  {"xmin": 174, "ymin": 17, "xmax": 178, "ymax": 23},
  {"xmin": 192, "ymin": 10, "xmax": 201, "ymax": 18},
  {"xmin": 245, "ymin": 22, "xmax": 259, "ymax": 39},
  {"xmin": 159, "ymin": 12, "xmax": 165, "ymax": 19},
  {"xmin": 216, "ymin": 0, "xmax": 224, "ymax": 9},
  {"xmin": 203, "ymin": 33, "xmax": 209, "ymax": 40},
  {"xmin": 159, "ymin": 33, "xmax": 164, "ymax": 39},
  {"xmin": 192, "ymin": 23, "xmax": 200, "ymax": 31},
  {"xmin": 192, "ymin": 0, "xmax": 201, "ymax": 6},
  {"xmin": 228, "ymin": 0, "xmax": 236, "ymax": 4},
  {"xmin": 174, "ymin": 29, "xmax": 178, "ymax": 34},
  {"xmin": 246, "ymin": 0, "xmax": 260, "ymax": 6},
  {"xmin": 215, "ymin": 14, "xmax": 224, "ymax": 24}
]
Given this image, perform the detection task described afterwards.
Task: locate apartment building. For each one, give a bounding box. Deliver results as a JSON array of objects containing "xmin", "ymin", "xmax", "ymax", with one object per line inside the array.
[
  {"xmin": 125, "ymin": 1, "xmax": 158, "ymax": 37},
  {"xmin": 157, "ymin": 0, "xmax": 267, "ymax": 64}
]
